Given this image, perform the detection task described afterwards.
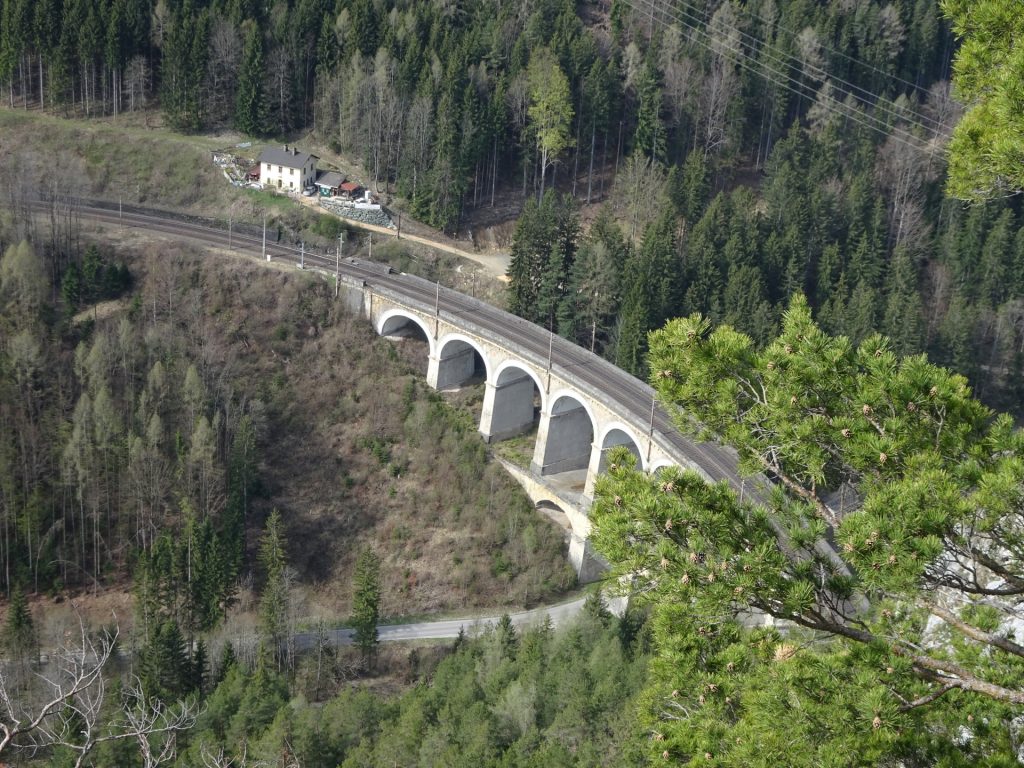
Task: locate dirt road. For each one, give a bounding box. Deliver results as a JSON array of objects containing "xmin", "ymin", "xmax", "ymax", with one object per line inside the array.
[{"xmin": 295, "ymin": 194, "xmax": 511, "ymax": 278}]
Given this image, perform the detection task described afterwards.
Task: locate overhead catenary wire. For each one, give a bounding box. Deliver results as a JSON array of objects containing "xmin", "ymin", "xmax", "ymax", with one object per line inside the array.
[{"xmin": 625, "ymin": 0, "xmax": 945, "ymax": 158}]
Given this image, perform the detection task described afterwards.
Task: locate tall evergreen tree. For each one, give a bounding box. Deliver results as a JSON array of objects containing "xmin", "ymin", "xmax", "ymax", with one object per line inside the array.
[
  {"xmin": 3, "ymin": 586, "xmax": 36, "ymax": 660},
  {"xmin": 351, "ymin": 547, "xmax": 381, "ymax": 668},
  {"xmin": 258, "ymin": 509, "xmax": 289, "ymax": 668},
  {"xmin": 235, "ymin": 22, "xmax": 267, "ymax": 136}
]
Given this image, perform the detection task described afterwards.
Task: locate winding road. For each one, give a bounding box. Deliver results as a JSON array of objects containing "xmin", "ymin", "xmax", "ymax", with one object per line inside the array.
[{"xmin": 292, "ymin": 596, "xmax": 589, "ymax": 650}]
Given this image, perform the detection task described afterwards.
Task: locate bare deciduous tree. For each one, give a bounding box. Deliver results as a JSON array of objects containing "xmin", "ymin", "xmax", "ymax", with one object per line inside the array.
[
  {"xmin": 0, "ymin": 615, "xmax": 200, "ymax": 767},
  {"xmin": 206, "ymin": 20, "xmax": 241, "ymax": 123},
  {"xmin": 658, "ymin": 25, "xmax": 697, "ymax": 140},
  {"xmin": 700, "ymin": 3, "xmax": 740, "ymax": 161},
  {"xmin": 876, "ymin": 131, "xmax": 937, "ymax": 252},
  {"xmin": 613, "ymin": 154, "xmax": 668, "ymax": 243}
]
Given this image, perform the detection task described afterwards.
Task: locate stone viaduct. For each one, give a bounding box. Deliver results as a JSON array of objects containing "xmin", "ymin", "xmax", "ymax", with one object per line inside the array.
[{"xmin": 338, "ymin": 264, "xmax": 745, "ymax": 583}]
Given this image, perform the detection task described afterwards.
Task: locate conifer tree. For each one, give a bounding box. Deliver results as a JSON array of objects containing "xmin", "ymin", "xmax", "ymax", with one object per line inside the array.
[
  {"xmin": 351, "ymin": 547, "xmax": 381, "ymax": 668},
  {"xmin": 258, "ymin": 509, "xmax": 289, "ymax": 668},
  {"xmin": 3, "ymin": 586, "xmax": 36, "ymax": 660},
  {"xmin": 592, "ymin": 295, "xmax": 1024, "ymax": 763},
  {"xmin": 235, "ymin": 22, "xmax": 267, "ymax": 136},
  {"xmin": 141, "ymin": 618, "xmax": 190, "ymax": 701},
  {"xmin": 882, "ymin": 248, "xmax": 924, "ymax": 356}
]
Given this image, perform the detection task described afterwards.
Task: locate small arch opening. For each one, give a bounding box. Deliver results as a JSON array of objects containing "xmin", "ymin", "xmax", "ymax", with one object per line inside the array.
[
  {"xmin": 380, "ymin": 313, "xmax": 430, "ymax": 343},
  {"xmin": 535, "ymin": 500, "xmax": 572, "ymax": 539}
]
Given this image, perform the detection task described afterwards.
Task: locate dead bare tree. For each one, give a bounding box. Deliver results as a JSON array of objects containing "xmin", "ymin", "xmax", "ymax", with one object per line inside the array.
[
  {"xmin": 613, "ymin": 154, "xmax": 668, "ymax": 243},
  {"xmin": 875, "ymin": 131, "xmax": 937, "ymax": 253},
  {"xmin": 0, "ymin": 613, "xmax": 200, "ymax": 767},
  {"xmin": 0, "ymin": 612, "xmax": 113, "ymax": 758},
  {"xmin": 699, "ymin": 3, "xmax": 740, "ymax": 162},
  {"xmin": 658, "ymin": 25, "xmax": 697, "ymax": 152},
  {"xmin": 206, "ymin": 19, "xmax": 241, "ymax": 124},
  {"xmin": 112, "ymin": 680, "xmax": 201, "ymax": 768}
]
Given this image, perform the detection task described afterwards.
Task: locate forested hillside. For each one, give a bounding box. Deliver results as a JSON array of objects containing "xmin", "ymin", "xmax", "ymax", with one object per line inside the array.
[
  {"xmin": 4, "ymin": 0, "xmax": 1024, "ymax": 764},
  {"xmin": 3, "ymin": 0, "xmax": 1021, "ymax": 415},
  {"xmin": 0, "ymin": 234, "xmax": 572, "ymax": 605}
]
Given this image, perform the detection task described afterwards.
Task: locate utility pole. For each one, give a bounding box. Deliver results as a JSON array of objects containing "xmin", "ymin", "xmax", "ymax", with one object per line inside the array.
[
  {"xmin": 434, "ymin": 280, "xmax": 440, "ymax": 340},
  {"xmin": 300, "ymin": 241, "xmax": 305, "ymax": 269},
  {"xmin": 228, "ymin": 216, "xmax": 232, "ymax": 251},
  {"xmin": 262, "ymin": 216, "xmax": 268, "ymax": 261},
  {"xmin": 396, "ymin": 211, "xmax": 401, "ymax": 239},
  {"xmin": 646, "ymin": 392, "xmax": 656, "ymax": 465},
  {"xmin": 546, "ymin": 330, "xmax": 554, "ymax": 393}
]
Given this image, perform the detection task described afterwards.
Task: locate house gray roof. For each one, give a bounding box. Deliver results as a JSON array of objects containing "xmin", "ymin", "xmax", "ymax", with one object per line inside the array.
[
  {"xmin": 259, "ymin": 145, "xmax": 318, "ymax": 169},
  {"xmin": 315, "ymin": 170, "xmax": 345, "ymax": 188}
]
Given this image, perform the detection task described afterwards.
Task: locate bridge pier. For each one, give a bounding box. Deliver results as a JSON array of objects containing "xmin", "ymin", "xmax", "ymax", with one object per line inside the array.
[
  {"xmin": 479, "ymin": 372, "xmax": 537, "ymax": 442},
  {"xmin": 568, "ymin": 532, "xmax": 606, "ymax": 584},
  {"xmin": 532, "ymin": 399, "xmax": 594, "ymax": 476}
]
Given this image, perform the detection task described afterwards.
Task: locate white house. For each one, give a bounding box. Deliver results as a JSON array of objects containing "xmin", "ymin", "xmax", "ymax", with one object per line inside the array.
[{"xmin": 258, "ymin": 145, "xmax": 317, "ymax": 191}]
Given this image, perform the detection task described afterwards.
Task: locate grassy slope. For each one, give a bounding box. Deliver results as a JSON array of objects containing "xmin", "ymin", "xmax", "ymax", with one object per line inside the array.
[{"xmin": 0, "ymin": 107, "xmax": 509, "ymax": 304}]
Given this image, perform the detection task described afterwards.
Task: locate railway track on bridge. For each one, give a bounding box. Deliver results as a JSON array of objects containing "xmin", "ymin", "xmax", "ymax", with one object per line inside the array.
[{"xmin": 26, "ymin": 198, "xmax": 749, "ymax": 495}]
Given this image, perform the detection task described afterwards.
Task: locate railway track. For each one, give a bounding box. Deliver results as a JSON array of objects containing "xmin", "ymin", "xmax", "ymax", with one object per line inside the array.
[{"xmin": 28, "ymin": 198, "xmax": 748, "ymax": 493}]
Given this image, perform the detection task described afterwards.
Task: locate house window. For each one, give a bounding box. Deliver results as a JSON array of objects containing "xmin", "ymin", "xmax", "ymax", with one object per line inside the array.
[
  {"xmin": 278, "ymin": 166, "xmax": 282, "ymax": 172},
  {"xmin": 291, "ymin": 168, "xmax": 296, "ymax": 175}
]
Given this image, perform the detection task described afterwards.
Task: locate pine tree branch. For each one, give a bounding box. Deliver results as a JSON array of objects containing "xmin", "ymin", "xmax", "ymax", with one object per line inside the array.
[
  {"xmin": 787, "ymin": 610, "xmax": 1024, "ymax": 705},
  {"xmin": 925, "ymin": 601, "xmax": 1024, "ymax": 659},
  {"xmin": 896, "ymin": 683, "xmax": 957, "ymax": 712},
  {"xmin": 970, "ymin": 546, "xmax": 1024, "ymax": 589},
  {"xmin": 756, "ymin": 454, "xmax": 838, "ymax": 527}
]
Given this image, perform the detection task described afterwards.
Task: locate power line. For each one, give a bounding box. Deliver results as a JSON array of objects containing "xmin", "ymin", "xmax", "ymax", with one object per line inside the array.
[
  {"xmin": 649, "ymin": 0, "xmax": 946, "ymax": 136},
  {"xmin": 626, "ymin": 0, "xmax": 944, "ymax": 157},
  {"xmin": 705, "ymin": 0, "xmax": 940, "ymax": 99}
]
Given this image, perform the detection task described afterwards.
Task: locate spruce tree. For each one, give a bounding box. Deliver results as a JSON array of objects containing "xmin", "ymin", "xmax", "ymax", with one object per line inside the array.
[
  {"xmin": 258, "ymin": 509, "xmax": 289, "ymax": 668},
  {"xmin": 882, "ymin": 248, "xmax": 925, "ymax": 356},
  {"xmin": 497, "ymin": 614, "xmax": 518, "ymax": 660},
  {"xmin": 235, "ymin": 23, "xmax": 267, "ymax": 136},
  {"xmin": 351, "ymin": 547, "xmax": 381, "ymax": 668},
  {"xmin": 141, "ymin": 619, "xmax": 189, "ymax": 701},
  {"xmin": 216, "ymin": 640, "xmax": 237, "ymax": 684},
  {"xmin": 615, "ymin": 268, "xmax": 651, "ymax": 377},
  {"xmin": 3, "ymin": 586, "xmax": 36, "ymax": 660}
]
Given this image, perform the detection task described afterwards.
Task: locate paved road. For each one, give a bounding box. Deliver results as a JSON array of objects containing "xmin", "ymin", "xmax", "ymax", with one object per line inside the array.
[{"xmin": 292, "ymin": 596, "xmax": 588, "ymax": 650}]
